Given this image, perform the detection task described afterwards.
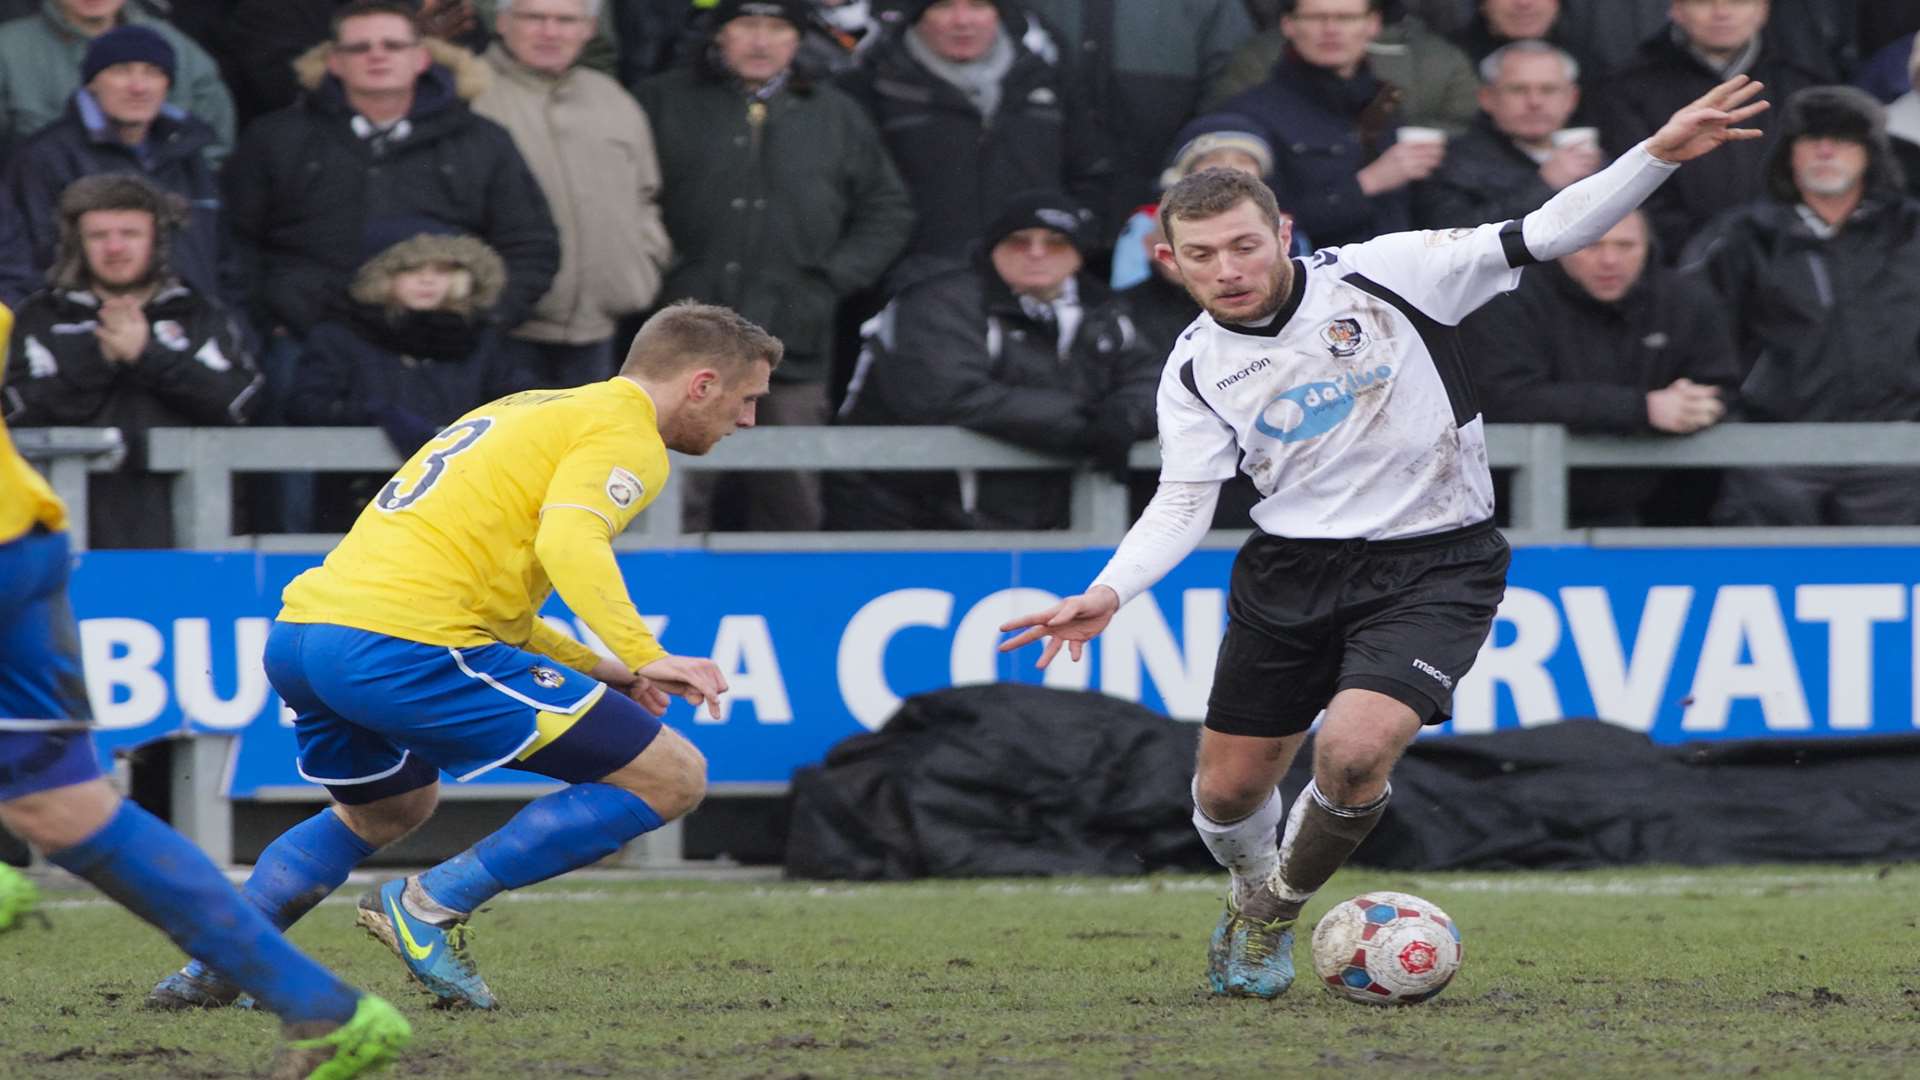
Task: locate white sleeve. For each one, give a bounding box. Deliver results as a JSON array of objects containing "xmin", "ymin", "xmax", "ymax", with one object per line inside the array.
[
  {"xmin": 1090, "ymin": 480, "xmax": 1222, "ymax": 607},
  {"xmin": 1154, "ymin": 346, "xmax": 1239, "ymax": 483},
  {"xmin": 1333, "ymin": 138, "xmax": 1681, "ymax": 325},
  {"xmin": 1520, "ymin": 139, "xmax": 1680, "ymax": 262}
]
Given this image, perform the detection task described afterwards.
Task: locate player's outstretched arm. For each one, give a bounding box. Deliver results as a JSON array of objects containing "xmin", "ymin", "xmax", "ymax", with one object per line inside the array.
[
  {"xmin": 1645, "ymin": 75, "xmax": 1770, "ymax": 164},
  {"xmin": 998, "ymin": 586, "xmax": 1122, "ymax": 669}
]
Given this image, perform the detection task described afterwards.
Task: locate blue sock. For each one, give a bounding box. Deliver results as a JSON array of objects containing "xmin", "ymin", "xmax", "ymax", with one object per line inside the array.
[
  {"xmin": 49, "ymin": 801, "xmax": 360, "ymax": 1025},
  {"xmin": 178, "ymin": 808, "xmax": 376, "ymax": 984},
  {"xmin": 417, "ymin": 783, "xmax": 663, "ymax": 915}
]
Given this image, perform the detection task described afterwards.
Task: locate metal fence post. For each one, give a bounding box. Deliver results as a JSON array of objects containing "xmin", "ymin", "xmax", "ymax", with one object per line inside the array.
[
  {"xmin": 171, "ymin": 733, "xmax": 235, "ymax": 868},
  {"xmin": 1506, "ymin": 424, "xmax": 1569, "ymax": 532}
]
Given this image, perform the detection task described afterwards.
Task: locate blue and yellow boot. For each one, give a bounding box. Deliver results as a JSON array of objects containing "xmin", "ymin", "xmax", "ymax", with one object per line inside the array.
[
  {"xmin": 1212, "ymin": 881, "xmax": 1296, "ymax": 999},
  {"xmin": 355, "ymin": 878, "xmax": 496, "ymax": 1010}
]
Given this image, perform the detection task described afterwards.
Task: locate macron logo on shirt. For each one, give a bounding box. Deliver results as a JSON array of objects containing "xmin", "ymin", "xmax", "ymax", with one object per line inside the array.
[{"xmin": 1214, "ymin": 356, "xmax": 1272, "ymax": 391}]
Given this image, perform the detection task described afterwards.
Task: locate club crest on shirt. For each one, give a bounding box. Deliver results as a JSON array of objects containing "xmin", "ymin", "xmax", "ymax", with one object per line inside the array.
[
  {"xmin": 606, "ymin": 466, "xmax": 644, "ymax": 509},
  {"xmin": 153, "ymin": 319, "xmax": 189, "ymax": 351},
  {"xmin": 1320, "ymin": 317, "xmax": 1368, "ymax": 358},
  {"xmin": 530, "ymin": 666, "xmax": 564, "ymax": 689}
]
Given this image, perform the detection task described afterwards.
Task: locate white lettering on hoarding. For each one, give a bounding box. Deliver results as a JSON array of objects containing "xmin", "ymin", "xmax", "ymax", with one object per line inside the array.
[
  {"xmin": 951, "ymin": 588, "xmax": 1087, "ymax": 692},
  {"xmin": 173, "ymin": 617, "xmax": 272, "ymax": 729},
  {"xmin": 1100, "ymin": 589, "xmax": 1223, "ymax": 720},
  {"xmin": 707, "ymin": 615, "xmax": 792, "ymax": 724},
  {"xmin": 1684, "ymin": 586, "xmax": 1810, "ymax": 731},
  {"xmin": 839, "ymin": 588, "xmax": 953, "ymax": 731},
  {"xmin": 79, "ymin": 617, "xmax": 168, "ymax": 729},
  {"xmin": 1795, "ymin": 584, "xmax": 1903, "ymax": 730},
  {"xmin": 1560, "ymin": 585, "xmax": 1691, "ymax": 732}
]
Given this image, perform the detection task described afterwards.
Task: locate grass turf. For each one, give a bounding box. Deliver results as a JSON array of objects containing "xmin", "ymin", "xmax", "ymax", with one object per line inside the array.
[{"xmin": 2, "ymin": 864, "xmax": 1918, "ymax": 1078}]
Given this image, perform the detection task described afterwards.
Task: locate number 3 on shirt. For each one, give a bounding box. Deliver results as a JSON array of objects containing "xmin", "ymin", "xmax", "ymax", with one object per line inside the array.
[{"xmin": 375, "ymin": 417, "xmax": 493, "ymax": 512}]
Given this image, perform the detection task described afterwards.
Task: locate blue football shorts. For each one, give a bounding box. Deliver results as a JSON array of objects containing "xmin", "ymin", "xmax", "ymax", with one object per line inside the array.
[
  {"xmin": 264, "ymin": 621, "xmax": 661, "ymax": 802},
  {"xmin": 0, "ymin": 527, "xmax": 102, "ymax": 801}
]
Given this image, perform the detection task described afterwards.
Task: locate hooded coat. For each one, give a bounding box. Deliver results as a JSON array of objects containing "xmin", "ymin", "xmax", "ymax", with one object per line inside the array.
[
  {"xmin": 1682, "ymin": 87, "xmax": 1920, "ymax": 425},
  {"xmin": 3, "ymin": 172, "xmax": 259, "ymax": 546},
  {"xmin": 287, "ymin": 230, "xmax": 532, "ymax": 456},
  {"xmin": 222, "ymin": 39, "xmax": 559, "ymax": 337}
]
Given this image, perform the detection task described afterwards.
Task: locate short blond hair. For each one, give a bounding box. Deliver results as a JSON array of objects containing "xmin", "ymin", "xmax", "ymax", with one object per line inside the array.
[{"xmin": 621, "ymin": 300, "xmax": 784, "ymax": 380}]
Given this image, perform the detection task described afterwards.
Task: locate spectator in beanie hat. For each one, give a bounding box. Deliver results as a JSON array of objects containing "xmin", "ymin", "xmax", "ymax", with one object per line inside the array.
[
  {"xmin": 0, "ymin": 0, "xmax": 234, "ymax": 160},
  {"xmin": 831, "ymin": 188, "xmax": 1159, "ymax": 531},
  {"xmin": 0, "ymin": 24, "xmax": 223, "ymax": 306}
]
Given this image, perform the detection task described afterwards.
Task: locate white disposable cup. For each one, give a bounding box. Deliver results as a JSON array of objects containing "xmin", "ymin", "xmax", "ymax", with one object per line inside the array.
[
  {"xmin": 1396, "ymin": 126, "xmax": 1446, "ymax": 146},
  {"xmin": 1551, "ymin": 126, "xmax": 1600, "ymax": 150}
]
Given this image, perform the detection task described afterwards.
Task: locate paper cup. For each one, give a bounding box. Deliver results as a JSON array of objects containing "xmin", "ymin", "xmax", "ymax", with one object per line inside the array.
[
  {"xmin": 1551, "ymin": 126, "xmax": 1599, "ymax": 150},
  {"xmin": 1396, "ymin": 126, "xmax": 1447, "ymax": 145}
]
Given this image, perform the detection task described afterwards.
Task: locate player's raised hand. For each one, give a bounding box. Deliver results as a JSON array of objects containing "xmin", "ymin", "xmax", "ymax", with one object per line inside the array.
[
  {"xmin": 997, "ymin": 586, "xmax": 1122, "ymax": 669},
  {"xmin": 1646, "ymin": 75, "xmax": 1769, "ymax": 163},
  {"xmin": 639, "ymin": 655, "xmax": 730, "ymax": 720}
]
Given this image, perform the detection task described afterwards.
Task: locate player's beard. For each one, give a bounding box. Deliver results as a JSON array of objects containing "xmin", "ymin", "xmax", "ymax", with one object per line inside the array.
[{"xmin": 1195, "ymin": 259, "xmax": 1292, "ymax": 327}]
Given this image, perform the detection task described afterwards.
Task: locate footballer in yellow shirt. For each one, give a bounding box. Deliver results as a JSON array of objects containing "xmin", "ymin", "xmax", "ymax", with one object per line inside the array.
[{"xmin": 145, "ymin": 302, "xmax": 780, "ymax": 1013}]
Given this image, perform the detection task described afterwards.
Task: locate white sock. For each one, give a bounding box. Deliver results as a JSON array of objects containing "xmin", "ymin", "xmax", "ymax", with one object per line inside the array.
[
  {"xmin": 1190, "ymin": 779, "xmax": 1283, "ymax": 904},
  {"xmin": 401, "ymin": 876, "xmax": 465, "ymax": 925}
]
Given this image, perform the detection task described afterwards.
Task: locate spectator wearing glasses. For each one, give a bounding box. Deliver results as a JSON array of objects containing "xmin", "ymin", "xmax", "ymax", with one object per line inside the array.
[
  {"xmin": 221, "ymin": 0, "xmax": 557, "ymax": 409},
  {"xmin": 473, "ymin": 0, "xmax": 672, "ymax": 387}
]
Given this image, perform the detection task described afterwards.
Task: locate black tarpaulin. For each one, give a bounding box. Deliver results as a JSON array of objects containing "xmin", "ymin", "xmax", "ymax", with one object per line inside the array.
[{"xmin": 785, "ymin": 685, "xmax": 1920, "ymax": 879}]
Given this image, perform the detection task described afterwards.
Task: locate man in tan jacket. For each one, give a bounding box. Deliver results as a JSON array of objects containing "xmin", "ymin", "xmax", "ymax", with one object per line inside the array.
[{"xmin": 472, "ymin": 0, "xmax": 671, "ymax": 386}]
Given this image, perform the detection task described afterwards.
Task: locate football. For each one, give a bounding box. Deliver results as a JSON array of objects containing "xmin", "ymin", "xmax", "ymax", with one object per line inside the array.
[{"xmin": 1310, "ymin": 891, "xmax": 1462, "ymax": 1005}]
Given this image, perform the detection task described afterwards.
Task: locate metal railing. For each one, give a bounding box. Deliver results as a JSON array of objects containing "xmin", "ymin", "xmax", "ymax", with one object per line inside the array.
[
  {"xmin": 23, "ymin": 421, "xmax": 1920, "ymax": 867},
  {"xmin": 124, "ymin": 422, "xmax": 1920, "ymax": 550}
]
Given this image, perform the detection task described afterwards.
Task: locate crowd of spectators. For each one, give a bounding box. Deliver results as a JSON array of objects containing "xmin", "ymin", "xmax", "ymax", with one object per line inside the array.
[{"xmin": 3, "ymin": 0, "xmax": 1919, "ymax": 542}]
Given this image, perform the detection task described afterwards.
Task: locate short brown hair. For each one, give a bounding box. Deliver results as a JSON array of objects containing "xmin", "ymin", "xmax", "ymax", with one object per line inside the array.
[
  {"xmin": 332, "ymin": 1, "xmax": 420, "ymax": 41},
  {"xmin": 621, "ymin": 300, "xmax": 784, "ymax": 380},
  {"xmin": 1158, "ymin": 167, "xmax": 1283, "ymax": 245}
]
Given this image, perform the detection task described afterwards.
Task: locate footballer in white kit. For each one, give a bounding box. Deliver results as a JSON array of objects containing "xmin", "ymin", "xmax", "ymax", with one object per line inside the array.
[{"xmin": 1002, "ymin": 77, "xmax": 1771, "ymax": 1000}]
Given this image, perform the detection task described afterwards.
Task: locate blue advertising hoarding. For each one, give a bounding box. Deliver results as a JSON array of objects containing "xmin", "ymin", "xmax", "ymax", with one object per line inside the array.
[{"xmin": 68, "ymin": 546, "xmax": 1920, "ymax": 796}]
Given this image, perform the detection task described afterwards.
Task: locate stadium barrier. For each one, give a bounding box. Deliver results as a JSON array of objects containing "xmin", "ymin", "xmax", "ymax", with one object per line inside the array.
[{"xmin": 19, "ymin": 422, "xmax": 1920, "ymax": 867}]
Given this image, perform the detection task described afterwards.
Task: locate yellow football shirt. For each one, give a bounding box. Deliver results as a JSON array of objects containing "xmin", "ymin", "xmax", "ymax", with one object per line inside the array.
[
  {"xmin": 280, "ymin": 378, "xmax": 671, "ymax": 673},
  {"xmin": 0, "ymin": 301, "xmax": 70, "ymax": 545}
]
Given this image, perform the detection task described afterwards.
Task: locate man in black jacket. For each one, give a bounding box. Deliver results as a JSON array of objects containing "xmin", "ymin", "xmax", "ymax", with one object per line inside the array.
[
  {"xmin": 1416, "ymin": 39, "xmax": 1597, "ymax": 228},
  {"xmin": 1685, "ymin": 85, "xmax": 1920, "ymax": 526},
  {"xmin": 840, "ymin": 0, "xmax": 1104, "ymax": 268},
  {"xmin": 829, "ymin": 190, "xmax": 1159, "ymax": 530},
  {"xmin": 1464, "ymin": 208, "xmax": 1738, "ymax": 525},
  {"xmin": 639, "ymin": 0, "xmax": 913, "ymax": 532},
  {"xmin": 0, "ymin": 25, "xmax": 221, "ymax": 306},
  {"xmin": 222, "ymin": 1, "xmax": 558, "ymax": 345},
  {"xmin": 1592, "ymin": 0, "xmax": 1819, "ymax": 255},
  {"xmin": 2, "ymin": 173, "xmax": 260, "ymax": 548}
]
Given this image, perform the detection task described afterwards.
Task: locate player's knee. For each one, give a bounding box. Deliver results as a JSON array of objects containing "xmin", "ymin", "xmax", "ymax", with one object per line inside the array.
[
  {"xmin": 605, "ymin": 728, "xmax": 706, "ymax": 821},
  {"xmin": 1312, "ymin": 735, "xmax": 1396, "ymax": 803},
  {"xmin": 333, "ymin": 782, "xmax": 439, "ymax": 848},
  {"xmin": 1192, "ymin": 770, "xmax": 1271, "ymax": 822}
]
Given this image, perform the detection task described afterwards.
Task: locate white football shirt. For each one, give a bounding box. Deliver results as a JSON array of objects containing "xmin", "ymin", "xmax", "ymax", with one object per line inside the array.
[{"xmin": 1157, "ymin": 219, "xmax": 1534, "ymax": 540}]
